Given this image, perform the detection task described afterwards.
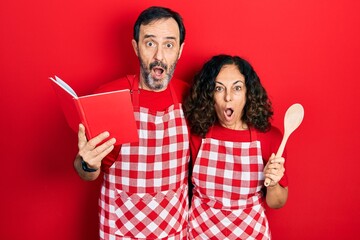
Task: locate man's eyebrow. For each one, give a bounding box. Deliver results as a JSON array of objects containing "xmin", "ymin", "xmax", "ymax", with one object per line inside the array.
[
  {"xmin": 143, "ymin": 34, "xmax": 177, "ymax": 40},
  {"xmin": 164, "ymin": 36, "xmax": 177, "ymax": 40},
  {"xmin": 144, "ymin": 34, "xmax": 156, "ymax": 39}
]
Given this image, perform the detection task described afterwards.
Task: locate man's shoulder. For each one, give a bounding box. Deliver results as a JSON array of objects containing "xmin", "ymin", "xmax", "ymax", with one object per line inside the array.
[
  {"xmin": 94, "ymin": 76, "xmax": 131, "ymax": 93},
  {"xmin": 171, "ymin": 78, "xmax": 190, "ymax": 100},
  {"xmin": 172, "ymin": 78, "xmax": 190, "ymax": 90}
]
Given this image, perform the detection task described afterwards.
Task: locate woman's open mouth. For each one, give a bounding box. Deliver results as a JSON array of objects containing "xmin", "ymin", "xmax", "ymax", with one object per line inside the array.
[{"xmin": 224, "ymin": 108, "xmax": 234, "ymax": 120}]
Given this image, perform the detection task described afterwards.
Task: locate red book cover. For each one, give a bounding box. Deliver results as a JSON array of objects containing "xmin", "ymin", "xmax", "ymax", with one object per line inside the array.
[{"xmin": 50, "ymin": 76, "xmax": 138, "ymax": 145}]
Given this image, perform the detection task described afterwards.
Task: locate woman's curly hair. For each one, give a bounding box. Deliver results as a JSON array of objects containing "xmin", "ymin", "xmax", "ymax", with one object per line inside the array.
[{"xmin": 183, "ymin": 54, "xmax": 273, "ymax": 137}]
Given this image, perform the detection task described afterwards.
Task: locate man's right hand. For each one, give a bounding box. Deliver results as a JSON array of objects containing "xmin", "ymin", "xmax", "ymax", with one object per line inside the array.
[{"xmin": 74, "ymin": 124, "xmax": 116, "ymax": 180}]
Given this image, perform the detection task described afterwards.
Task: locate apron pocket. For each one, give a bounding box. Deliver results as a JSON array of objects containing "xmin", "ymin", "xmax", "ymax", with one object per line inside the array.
[
  {"xmin": 189, "ymin": 196, "xmax": 269, "ymax": 239},
  {"xmin": 114, "ymin": 186, "xmax": 188, "ymax": 239}
]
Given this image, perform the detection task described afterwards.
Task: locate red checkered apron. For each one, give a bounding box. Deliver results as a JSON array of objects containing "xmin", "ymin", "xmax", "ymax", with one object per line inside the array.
[
  {"xmin": 189, "ymin": 127, "xmax": 270, "ymax": 240},
  {"xmin": 99, "ymin": 76, "xmax": 190, "ymax": 239}
]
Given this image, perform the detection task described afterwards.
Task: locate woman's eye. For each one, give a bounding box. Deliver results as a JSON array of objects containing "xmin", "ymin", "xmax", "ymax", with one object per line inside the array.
[
  {"xmin": 234, "ymin": 86, "xmax": 242, "ymax": 91},
  {"xmin": 215, "ymin": 86, "xmax": 223, "ymax": 92}
]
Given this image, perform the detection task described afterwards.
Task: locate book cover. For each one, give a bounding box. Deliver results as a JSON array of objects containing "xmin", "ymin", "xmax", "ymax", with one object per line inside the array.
[{"xmin": 50, "ymin": 76, "xmax": 138, "ymax": 145}]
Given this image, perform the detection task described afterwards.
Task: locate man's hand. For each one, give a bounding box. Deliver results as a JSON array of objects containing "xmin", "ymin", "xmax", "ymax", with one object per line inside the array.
[{"xmin": 74, "ymin": 124, "xmax": 116, "ymax": 180}]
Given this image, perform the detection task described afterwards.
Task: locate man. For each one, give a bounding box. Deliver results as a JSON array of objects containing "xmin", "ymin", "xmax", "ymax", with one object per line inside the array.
[{"xmin": 73, "ymin": 6, "xmax": 190, "ymax": 240}]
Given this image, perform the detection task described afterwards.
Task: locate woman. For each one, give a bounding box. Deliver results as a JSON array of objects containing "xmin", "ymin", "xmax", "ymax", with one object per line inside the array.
[{"xmin": 183, "ymin": 55, "xmax": 288, "ymax": 239}]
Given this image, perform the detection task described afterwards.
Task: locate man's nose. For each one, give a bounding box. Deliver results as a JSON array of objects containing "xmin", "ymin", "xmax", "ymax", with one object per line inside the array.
[{"xmin": 154, "ymin": 46, "xmax": 164, "ymax": 61}]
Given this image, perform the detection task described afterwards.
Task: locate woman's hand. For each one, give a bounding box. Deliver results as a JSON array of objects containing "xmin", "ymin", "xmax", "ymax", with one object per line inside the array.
[{"xmin": 264, "ymin": 153, "xmax": 285, "ymax": 187}]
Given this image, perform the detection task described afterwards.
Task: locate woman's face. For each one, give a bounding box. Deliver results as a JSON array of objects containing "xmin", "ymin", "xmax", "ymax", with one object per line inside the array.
[{"xmin": 214, "ymin": 64, "xmax": 247, "ymax": 130}]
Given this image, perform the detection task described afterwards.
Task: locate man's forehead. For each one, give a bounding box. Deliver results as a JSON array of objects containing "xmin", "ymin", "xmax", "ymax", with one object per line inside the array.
[{"xmin": 139, "ymin": 18, "xmax": 180, "ymax": 40}]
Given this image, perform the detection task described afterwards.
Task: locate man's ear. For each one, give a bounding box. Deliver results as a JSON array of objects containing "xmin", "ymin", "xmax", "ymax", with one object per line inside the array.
[
  {"xmin": 178, "ymin": 42, "xmax": 185, "ymax": 60},
  {"xmin": 132, "ymin": 39, "xmax": 139, "ymax": 56}
]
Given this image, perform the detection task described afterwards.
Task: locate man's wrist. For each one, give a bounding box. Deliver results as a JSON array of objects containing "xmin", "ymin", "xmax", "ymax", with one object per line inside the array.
[{"xmin": 81, "ymin": 158, "xmax": 98, "ymax": 172}]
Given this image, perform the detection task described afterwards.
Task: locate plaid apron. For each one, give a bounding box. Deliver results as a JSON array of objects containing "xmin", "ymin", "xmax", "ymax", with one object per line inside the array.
[
  {"xmin": 189, "ymin": 127, "xmax": 270, "ymax": 240},
  {"xmin": 99, "ymin": 76, "xmax": 189, "ymax": 239}
]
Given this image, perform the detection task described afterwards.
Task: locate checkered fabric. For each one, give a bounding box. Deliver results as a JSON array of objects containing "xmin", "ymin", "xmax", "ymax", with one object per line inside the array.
[
  {"xmin": 189, "ymin": 129, "xmax": 270, "ymax": 239},
  {"xmin": 99, "ymin": 79, "xmax": 190, "ymax": 239}
]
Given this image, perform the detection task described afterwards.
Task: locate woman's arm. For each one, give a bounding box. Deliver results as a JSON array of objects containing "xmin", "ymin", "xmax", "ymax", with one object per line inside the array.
[
  {"xmin": 266, "ymin": 184, "xmax": 288, "ymax": 208},
  {"xmin": 264, "ymin": 153, "xmax": 288, "ymax": 208}
]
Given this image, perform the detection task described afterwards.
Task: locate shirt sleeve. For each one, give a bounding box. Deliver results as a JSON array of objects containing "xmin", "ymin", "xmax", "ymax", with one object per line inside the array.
[{"xmin": 258, "ymin": 127, "xmax": 289, "ymax": 187}]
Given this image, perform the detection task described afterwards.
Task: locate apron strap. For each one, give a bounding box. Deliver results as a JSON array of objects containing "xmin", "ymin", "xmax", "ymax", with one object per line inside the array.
[
  {"xmin": 168, "ymin": 83, "xmax": 179, "ymax": 108},
  {"xmin": 249, "ymin": 127, "xmax": 257, "ymax": 141},
  {"xmin": 126, "ymin": 75, "xmax": 140, "ymax": 108}
]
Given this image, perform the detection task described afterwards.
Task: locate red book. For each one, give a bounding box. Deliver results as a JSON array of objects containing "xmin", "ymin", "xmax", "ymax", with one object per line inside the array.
[{"xmin": 50, "ymin": 75, "xmax": 138, "ymax": 145}]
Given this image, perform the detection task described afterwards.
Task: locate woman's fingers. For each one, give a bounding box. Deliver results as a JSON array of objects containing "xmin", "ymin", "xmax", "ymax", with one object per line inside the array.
[{"xmin": 265, "ymin": 155, "xmax": 285, "ymax": 186}]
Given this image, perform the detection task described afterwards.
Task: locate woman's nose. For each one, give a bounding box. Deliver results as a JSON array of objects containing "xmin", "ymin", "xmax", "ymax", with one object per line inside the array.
[{"xmin": 225, "ymin": 90, "xmax": 232, "ymax": 102}]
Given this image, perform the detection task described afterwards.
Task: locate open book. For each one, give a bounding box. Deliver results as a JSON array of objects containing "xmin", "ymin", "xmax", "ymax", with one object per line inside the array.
[{"xmin": 50, "ymin": 76, "xmax": 138, "ymax": 145}]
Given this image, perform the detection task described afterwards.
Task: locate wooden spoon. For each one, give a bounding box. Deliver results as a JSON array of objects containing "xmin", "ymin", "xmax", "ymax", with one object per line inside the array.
[{"xmin": 264, "ymin": 103, "xmax": 304, "ymax": 187}]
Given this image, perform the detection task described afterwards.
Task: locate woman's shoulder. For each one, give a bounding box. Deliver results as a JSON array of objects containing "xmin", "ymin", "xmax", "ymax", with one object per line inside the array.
[
  {"xmin": 257, "ymin": 125, "xmax": 283, "ymax": 140},
  {"xmin": 257, "ymin": 125, "xmax": 283, "ymax": 160}
]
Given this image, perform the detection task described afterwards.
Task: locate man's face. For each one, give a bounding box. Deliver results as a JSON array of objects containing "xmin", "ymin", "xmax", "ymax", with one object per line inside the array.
[{"xmin": 132, "ymin": 18, "xmax": 184, "ymax": 91}]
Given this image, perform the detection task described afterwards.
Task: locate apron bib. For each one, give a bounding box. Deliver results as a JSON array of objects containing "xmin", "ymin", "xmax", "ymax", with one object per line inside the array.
[
  {"xmin": 100, "ymin": 76, "xmax": 189, "ymax": 240},
  {"xmin": 189, "ymin": 127, "xmax": 270, "ymax": 240}
]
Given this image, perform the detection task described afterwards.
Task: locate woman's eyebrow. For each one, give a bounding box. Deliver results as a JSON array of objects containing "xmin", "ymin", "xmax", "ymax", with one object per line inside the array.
[{"xmin": 215, "ymin": 80, "xmax": 244, "ymax": 85}]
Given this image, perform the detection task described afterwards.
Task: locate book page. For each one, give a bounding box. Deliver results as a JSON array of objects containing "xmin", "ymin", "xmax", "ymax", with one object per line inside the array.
[{"xmin": 50, "ymin": 76, "xmax": 78, "ymax": 98}]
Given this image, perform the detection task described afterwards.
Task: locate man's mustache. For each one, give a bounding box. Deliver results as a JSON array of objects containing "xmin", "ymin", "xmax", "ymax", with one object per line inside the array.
[{"xmin": 150, "ymin": 61, "xmax": 168, "ymax": 70}]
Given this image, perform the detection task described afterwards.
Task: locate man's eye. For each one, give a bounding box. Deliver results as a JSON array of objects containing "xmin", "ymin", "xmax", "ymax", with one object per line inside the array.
[
  {"xmin": 165, "ymin": 43, "xmax": 174, "ymax": 48},
  {"xmin": 146, "ymin": 41, "xmax": 155, "ymax": 47}
]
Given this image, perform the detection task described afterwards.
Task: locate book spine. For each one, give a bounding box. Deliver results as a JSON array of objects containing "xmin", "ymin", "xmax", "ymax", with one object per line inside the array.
[{"xmin": 74, "ymin": 99, "xmax": 92, "ymax": 139}]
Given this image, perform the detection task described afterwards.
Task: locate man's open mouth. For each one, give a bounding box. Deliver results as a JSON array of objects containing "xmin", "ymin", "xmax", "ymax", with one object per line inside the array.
[{"xmin": 153, "ymin": 67, "xmax": 164, "ymax": 75}]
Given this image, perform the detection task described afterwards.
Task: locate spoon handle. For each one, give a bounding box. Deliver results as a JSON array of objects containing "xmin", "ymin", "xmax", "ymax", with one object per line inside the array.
[
  {"xmin": 264, "ymin": 134, "xmax": 288, "ymax": 187},
  {"xmin": 276, "ymin": 133, "xmax": 289, "ymax": 158}
]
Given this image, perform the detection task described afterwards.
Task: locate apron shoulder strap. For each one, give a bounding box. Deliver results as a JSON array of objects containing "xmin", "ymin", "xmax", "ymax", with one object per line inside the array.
[
  {"xmin": 126, "ymin": 75, "xmax": 139, "ymax": 107},
  {"xmin": 249, "ymin": 127, "xmax": 258, "ymax": 141}
]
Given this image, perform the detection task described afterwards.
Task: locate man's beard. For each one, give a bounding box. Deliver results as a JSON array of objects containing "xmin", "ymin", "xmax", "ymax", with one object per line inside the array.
[{"xmin": 139, "ymin": 59, "xmax": 177, "ymax": 91}]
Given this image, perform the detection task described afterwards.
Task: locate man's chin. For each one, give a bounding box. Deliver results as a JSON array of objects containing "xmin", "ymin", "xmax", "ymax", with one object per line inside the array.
[{"xmin": 150, "ymin": 72, "xmax": 165, "ymax": 81}]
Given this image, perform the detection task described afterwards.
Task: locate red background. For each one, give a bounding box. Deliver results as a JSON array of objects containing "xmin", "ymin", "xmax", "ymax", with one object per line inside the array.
[{"xmin": 1, "ymin": 0, "xmax": 359, "ymax": 239}]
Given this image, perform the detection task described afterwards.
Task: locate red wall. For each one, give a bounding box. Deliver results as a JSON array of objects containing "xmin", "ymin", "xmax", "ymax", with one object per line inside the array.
[{"xmin": 1, "ymin": 1, "xmax": 359, "ymax": 239}]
